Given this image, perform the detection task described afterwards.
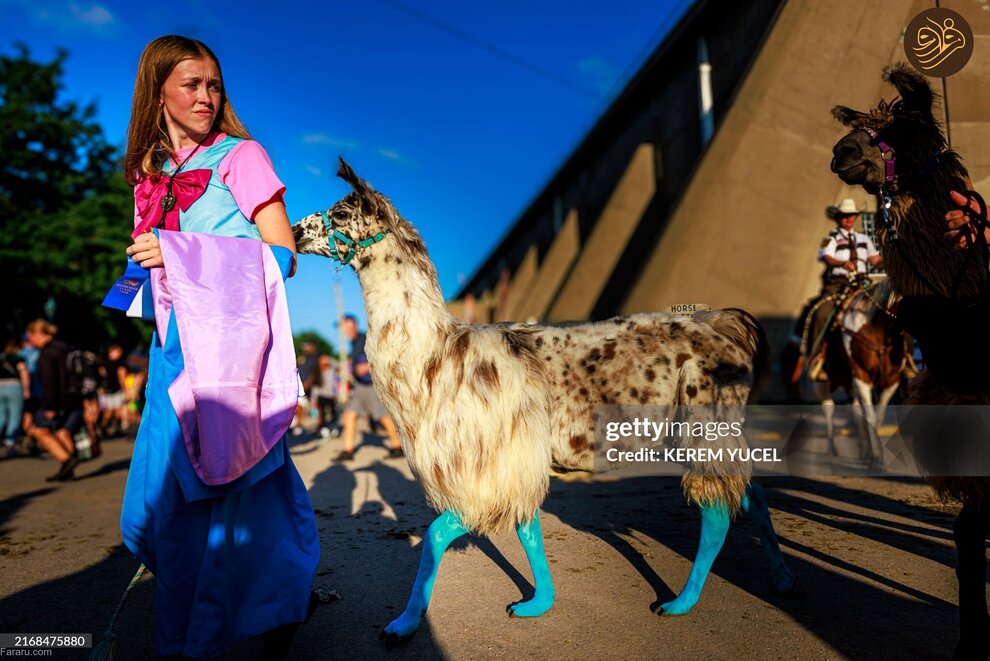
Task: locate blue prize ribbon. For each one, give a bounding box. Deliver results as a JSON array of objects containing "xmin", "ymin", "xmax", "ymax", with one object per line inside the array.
[{"xmin": 102, "ymin": 258, "xmax": 151, "ymax": 311}]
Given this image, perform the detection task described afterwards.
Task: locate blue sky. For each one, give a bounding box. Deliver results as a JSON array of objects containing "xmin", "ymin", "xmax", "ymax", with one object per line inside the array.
[{"xmin": 1, "ymin": 0, "xmax": 691, "ymax": 347}]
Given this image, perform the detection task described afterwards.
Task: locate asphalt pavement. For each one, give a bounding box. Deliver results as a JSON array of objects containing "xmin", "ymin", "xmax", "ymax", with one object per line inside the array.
[{"xmin": 0, "ymin": 427, "xmax": 965, "ymax": 660}]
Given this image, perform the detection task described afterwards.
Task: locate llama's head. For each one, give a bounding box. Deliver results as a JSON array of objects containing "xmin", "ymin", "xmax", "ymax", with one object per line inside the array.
[
  {"xmin": 830, "ymin": 63, "xmax": 946, "ymax": 194},
  {"xmin": 293, "ymin": 158, "xmax": 402, "ymax": 267}
]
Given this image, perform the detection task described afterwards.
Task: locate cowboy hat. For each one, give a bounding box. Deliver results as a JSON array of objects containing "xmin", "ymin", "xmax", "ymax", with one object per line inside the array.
[
  {"xmin": 835, "ymin": 198, "xmax": 862, "ymax": 215},
  {"xmin": 825, "ymin": 198, "xmax": 862, "ymax": 220}
]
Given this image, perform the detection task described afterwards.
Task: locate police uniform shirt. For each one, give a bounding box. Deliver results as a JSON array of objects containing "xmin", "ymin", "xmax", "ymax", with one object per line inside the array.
[{"xmin": 819, "ymin": 229, "xmax": 879, "ymax": 278}]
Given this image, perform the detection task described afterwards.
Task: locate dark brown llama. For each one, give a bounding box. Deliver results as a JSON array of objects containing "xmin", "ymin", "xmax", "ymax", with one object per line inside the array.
[{"xmin": 831, "ymin": 63, "xmax": 990, "ymax": 660}]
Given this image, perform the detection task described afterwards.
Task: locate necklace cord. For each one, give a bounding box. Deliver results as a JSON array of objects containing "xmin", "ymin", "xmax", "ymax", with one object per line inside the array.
[{"xmin": 156, "ymin": 132, "xmax": 213, "ymax": 227}]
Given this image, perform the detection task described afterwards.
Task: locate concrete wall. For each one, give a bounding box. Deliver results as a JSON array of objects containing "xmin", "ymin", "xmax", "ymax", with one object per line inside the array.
[
  {"xmin": 454, "ymin": 0, "xmax": 786, "ymax": 316},
  {"xmin": 547, "ymin": 144, "xmax": 656, "ymax": 321},
  {"xmin": 451, "ymin": 0, "xmax": 990, "ymax": 376},
  {"xmin": 623, "ymin": 0, "xmax": 921, "ymax": 319}
]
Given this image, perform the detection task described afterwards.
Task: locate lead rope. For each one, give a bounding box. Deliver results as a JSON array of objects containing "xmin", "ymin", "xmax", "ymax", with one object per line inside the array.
[
  {"xmin": 88, "ymin": 564, "xmax": 148, "ymax": 661},
  {"xmin": 150, "ymin": 133, "xmax": 212, "ymax": 230}
]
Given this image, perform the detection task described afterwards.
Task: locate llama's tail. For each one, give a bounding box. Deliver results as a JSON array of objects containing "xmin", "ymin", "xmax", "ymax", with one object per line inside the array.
[
  {"xmin": 692, "ymin": 307, "xmax": 769, "ymax": 402},
  {"xmin": 679, "ymin": 308, "xmax": 767, "ymax": 516}
]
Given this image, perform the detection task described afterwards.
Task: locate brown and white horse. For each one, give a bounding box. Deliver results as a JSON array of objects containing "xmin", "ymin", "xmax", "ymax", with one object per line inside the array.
[{"xmin": 814, "ymin": 278, "xmax": 905, "ymax": 465}]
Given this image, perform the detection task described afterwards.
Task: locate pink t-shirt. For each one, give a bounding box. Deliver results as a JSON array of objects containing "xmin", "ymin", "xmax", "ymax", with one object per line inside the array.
[{"xmin": 172, "ymin": 132, "xmax": 286, "ymax": 221}]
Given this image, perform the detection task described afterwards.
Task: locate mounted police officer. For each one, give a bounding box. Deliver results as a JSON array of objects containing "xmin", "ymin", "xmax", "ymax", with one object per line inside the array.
[{"xmin": 804, "ymin": 198, "xmax": 883, "ymax": 381}]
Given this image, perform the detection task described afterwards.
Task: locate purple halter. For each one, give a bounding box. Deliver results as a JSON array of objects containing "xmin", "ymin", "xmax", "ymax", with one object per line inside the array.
[{"xmin": 860, "ymin": 127, "xmax": 896, "ymax": 184}]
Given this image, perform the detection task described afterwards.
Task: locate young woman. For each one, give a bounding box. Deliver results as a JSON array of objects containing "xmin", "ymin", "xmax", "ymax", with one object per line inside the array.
[{"xmin": 119, "ymin": 35, "xmax": 319, "ymax": 659}]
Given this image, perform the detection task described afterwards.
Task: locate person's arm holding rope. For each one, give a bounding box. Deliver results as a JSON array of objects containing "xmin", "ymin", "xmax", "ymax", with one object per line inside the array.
[
  {"xmin": 823, "ymin": 254, "xmax": 857, "ymax": 272},
  {"xmin": 821, "ymin": 235, "xmax": 856, "ymax": 272},
  {"xmin": 945, "ymin": 190, "xmax": 988, "ymax": 249}
]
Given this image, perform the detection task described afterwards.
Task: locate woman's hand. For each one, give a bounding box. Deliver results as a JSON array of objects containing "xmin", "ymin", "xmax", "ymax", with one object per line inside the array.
[{"xmin": 127, "ymin": 232, "xmax": 163, "ymax": 268}]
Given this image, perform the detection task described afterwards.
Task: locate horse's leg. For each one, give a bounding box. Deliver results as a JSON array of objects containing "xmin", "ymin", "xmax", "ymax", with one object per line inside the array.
[
  {"xmin": 952, "ymin": 504, "xmax": 990, "ymax": 660},
  {"xmin": 382, "ymin": 510, "xmax": 468, "ymax": 641},
  {"xmin": 659, "ymin": 502, "xmax": 730, "ymax": 615},
  {"xmin": 507, "ymin": 509, "xmax": 555, "ymax": 617},
  {"xmin": 874, "ymin": 382, "xmax": 899, "ymax": 432},
  {"xmin": 852, "ymin": 377, "xmax": 882, "ymax": 467},
  {"xmin": 740, "ymin": 482, "xmax": 795, "ymax": 593},
  {"xmin": 817, "ymin": 382, "xmax": 838, "ymax": 456}
]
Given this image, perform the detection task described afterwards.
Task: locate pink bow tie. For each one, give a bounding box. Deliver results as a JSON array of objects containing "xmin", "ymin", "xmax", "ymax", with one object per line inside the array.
[{"xmin": 132, "ymin": 169, "xmax": 212, "ymax": 238}]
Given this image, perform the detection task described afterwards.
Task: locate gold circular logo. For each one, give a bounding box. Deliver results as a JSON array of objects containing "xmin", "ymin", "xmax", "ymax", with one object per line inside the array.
[{"xmin": 904, "ymin": 8, "xmax": 974, "ymax": 77}]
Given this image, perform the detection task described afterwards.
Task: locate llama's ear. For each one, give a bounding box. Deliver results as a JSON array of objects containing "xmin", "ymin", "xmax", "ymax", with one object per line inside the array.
[
  {"xmin": 831, "ymin": 105, "xmax": 863, "ymax": 127},
  {"xmin": 337, "ymin": 158, "xmax": 375, "ymax": 196},
  {"xmin": 337, "ymin": 157, "xmax": 379, "ymax": 215},
  {"xmin": 883, "ymin": 62, "xmax": 933, "ymax": 112}
]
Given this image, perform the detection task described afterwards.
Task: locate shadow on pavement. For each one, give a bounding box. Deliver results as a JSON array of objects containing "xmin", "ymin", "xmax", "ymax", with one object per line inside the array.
[
  {"xmin": 543, "ymin": 474, "xmax": 959, "ymax": 660},
  {"xmin": 0, "ymin": 486, "xmax": 55, "ymax": 537},
  {"xmin": 74, "ymin": 458, "xmax": 132, "ymax": 482},
  {"xmin": 301, "ymin": 456, "xmax": 447, "ymax": 659}
]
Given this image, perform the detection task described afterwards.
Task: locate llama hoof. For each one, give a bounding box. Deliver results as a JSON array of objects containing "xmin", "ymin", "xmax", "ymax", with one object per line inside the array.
[
  {"xmin": 506, "ymin": 597, "xmax": 554, "ymax": 618},
  {"xmin": 771, "ymin": 570, "xmax": 797, "ymax": 594},
  {"xmin": 656, "ymin": 596, "xmax": 696, "ymax": 616},
  {"xmin": 381, "ymin": 614, "xmax": 419, "ymax": 643},
  {"xmin": 379, "ymin": 629, "xmax": 415, "ymax": 646}
]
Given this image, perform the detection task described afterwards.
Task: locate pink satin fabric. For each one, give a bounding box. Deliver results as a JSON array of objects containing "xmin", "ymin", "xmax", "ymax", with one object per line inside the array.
[
  {"xmin": 152, "ymin": 230, "xmax": 298, "ymax": 485},
  {"xmin": 132, "ymin": 169, "xmax": 212, "ymax": 238}
]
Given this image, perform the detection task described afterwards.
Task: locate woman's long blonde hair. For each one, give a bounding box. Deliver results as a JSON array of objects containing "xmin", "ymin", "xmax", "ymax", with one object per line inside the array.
[{"xmin": 124, "ymin": 35, "xmax": 251, "ymax": 185}]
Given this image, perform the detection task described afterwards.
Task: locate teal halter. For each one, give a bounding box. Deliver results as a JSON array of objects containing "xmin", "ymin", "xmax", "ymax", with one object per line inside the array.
[{"xmin": 320, "ymin": 210, "xmax": 390, "ymax": 269}]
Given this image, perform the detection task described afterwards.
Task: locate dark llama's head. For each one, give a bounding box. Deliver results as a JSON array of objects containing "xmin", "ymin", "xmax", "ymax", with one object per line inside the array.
[{"xmin": 830, "ymin": 63, "xmax": 947, "ymax": 195}]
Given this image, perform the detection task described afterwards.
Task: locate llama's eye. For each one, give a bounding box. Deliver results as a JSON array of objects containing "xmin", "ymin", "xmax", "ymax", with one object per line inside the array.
[{"xmin": 332, "ymin": 210, "xmax": 349, "ymax": 220}]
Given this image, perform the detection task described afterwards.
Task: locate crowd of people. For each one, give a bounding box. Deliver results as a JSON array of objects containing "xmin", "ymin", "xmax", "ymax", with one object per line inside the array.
[
  {"xmin": 0, "ymin": 320, "xmax": 148, "ymax": 481},
  {"xmin": 291, "ymin": 314, "xmax": 405, "ymax": 464}
]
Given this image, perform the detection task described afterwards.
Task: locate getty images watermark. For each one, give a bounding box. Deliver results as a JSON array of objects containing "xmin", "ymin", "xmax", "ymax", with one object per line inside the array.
[
  {"xmin": 602, "ymin": 416, "xmax": 781, "ymax": 464},
  {"xmin": 592, "ymin": 405, "xmax": 990, "ymax": 478}
]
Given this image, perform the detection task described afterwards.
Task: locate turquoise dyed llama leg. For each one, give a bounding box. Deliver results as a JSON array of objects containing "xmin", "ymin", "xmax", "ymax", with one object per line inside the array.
[
  {"xmin": 508, "ymin": 510, "xmax": 555, "ymax": 617},
  {"xmin": 382, "ymin": 510, "xmax": 468, "ymax": 641},
  {"xmin": 659, "ymin": 503, "xmax": 729, "ymax": 615},
  {"xmin": 741, "ymin": 482, "xmax": 795, "ymax": 593}
]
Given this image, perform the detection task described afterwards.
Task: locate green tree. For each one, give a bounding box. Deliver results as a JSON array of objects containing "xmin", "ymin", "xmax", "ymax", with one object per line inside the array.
[
  {"xmin": 0, "ymin": 44, "xmax": 145, "ymax": 349},
  {"xmin": 293, "ymin": 330, "xmax": 336, "ymax": 360}
]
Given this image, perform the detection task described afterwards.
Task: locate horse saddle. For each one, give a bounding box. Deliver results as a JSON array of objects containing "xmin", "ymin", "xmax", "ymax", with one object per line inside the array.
[
  {"xmin": 828, "ymin": 284, "xmax": 866, "ymax": 329},
  {"xmin": 897, "ymin": 295, "xmax": 990, "ymax": 394}
]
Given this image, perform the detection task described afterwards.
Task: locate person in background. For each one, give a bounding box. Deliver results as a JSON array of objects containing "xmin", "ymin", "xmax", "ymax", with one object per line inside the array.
[
  {"xmin": 18, "ymin": 334, "xmax": 42, "ymax": 447},
  {"xmin": 1, "ymin": 338, "xmax": 29, "ymax": 457},
  {"xmin": 292, "ymin": 341, "xmax": 319, "ymax": 435},
  {"xmin": 803, "ymin": 198, "xmax": 882, "ymax": 381},
  {"xmin": 124, "ymin": 349, "xmax": 148, "ymax": 430},
  {"xmin": 333, "ymin": 314, "xmax": 403, "ymax": 462},
  {"xmin": 99, "ymin": 344, "xmax": 129, "ymax": 437},
  {"xmin": 25, "ymin": 320, "xmax": 82, "ymax": 481},
  {"xmin": 310, "ymin": 353, "xmax": 339, "ymax": 438},
  {"xmin": 73, "ymin": 349, "xmax": 102, "ymax": 458}
]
